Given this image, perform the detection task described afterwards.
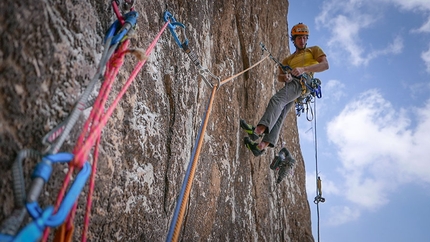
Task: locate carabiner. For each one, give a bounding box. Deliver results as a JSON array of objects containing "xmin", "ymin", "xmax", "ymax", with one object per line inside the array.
[
  {"xmin": 21, "ymin": 161, "xmax": 90, "ymax": 240},
  {"xmin": 163, "ymin": 11, "xmax": 188, "ymax": 48},
  {"xmin": 26, "ymin": 153, "xmax": 75, "ymax": 204},
  {"xmin": 43, "ymin": 162, "xmax": 91, "ymax": 227},
  {"xmin": 105, "ymin": 11, "xmax": 139, "ymax": 46},
  {"xmin": 13, "ymin": 206, "xmax": 54, "ymax": 242},
  {"xmin": 13, "ymin": 154, "xmax": 90, "ymax": 242},
  {"xmin": 105, "ymin": 20, "xmax": 121, "ymax": 44}
]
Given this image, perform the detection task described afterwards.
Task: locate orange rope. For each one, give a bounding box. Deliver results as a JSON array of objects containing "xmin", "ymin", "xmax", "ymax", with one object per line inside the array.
[
  {"xmin": 171, "ymin": 86, "xmax": 217, "ymax": 242},
  {"xmin": 219, "ymin": 54, "xmax": 270, "ymax": 86},
  {"xmin": 167, "ymin": 54, "xmax": 269, "ymax": 241}
]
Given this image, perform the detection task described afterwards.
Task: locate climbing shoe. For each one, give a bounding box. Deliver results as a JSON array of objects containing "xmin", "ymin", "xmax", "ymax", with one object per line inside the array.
[
  {"xmin": 270, "ymin": 147, "xmax": 288, "ymax": 170},
  {"xmin": 240, "ymin": 119, "xmax": 260, "ymax": 141},
  {"xmin": 244, "ymin": 137, "xmax": 264, "ymax": 157},
  {"xmin": 273, "ymin": 148, "xmax": 296, "ymax": 184}
]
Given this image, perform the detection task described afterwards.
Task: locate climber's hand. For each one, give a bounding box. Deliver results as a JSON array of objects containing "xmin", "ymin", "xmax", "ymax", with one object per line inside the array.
[
  {"xmin": 291, "ymin": 67, "xmax": 305, "ymax": 77},
  {"xmin": 278, "ymin": 73, "xmax": 293, "ymax": 83}
]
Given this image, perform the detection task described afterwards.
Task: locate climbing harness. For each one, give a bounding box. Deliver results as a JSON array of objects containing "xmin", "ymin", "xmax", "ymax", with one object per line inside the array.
[
  {"xmin": 163, "ymin": 11, "xmax": 221, "ymax": 88},
  {"xmin": 164, "ymin": 12, "xmax": 269, "ymax": 242},
  {"xmin": 1, "ymin": 2, "xmax": 171, "ymax": 241},
  {"xmin": 259, "ymin": 42, "xmax": 322, "ymax": 121}
]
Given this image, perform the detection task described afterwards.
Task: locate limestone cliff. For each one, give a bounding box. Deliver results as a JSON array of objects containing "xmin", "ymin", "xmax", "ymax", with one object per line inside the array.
[{"xmin": 0, "ymin": 0, "xmax": 314, "ymax": 241}]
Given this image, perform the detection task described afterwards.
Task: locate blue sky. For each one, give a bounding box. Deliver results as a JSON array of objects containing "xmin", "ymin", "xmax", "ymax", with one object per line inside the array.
[{"xmin": 288, "ymin": 0, "xmax": 430, "ymax": 241}]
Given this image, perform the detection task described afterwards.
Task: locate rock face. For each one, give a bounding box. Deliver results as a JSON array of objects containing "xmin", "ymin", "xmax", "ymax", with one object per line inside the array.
[{"xmin": 0, "ymin": 0, "xmax": 314, "ymax": 241}]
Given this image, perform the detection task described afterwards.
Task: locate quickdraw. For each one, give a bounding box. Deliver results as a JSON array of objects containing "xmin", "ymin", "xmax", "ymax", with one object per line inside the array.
[
  {"xmin": 163, "ymin": 11, "xmax": 220, "ymax": 88},
  {"xmin": 259, "ymin": 42, "xmax": 322, "ymax": 121}
]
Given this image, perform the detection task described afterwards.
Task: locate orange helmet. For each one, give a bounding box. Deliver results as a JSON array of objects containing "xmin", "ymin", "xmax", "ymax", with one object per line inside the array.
[{"xmin": 291, "ymin": 23, "xmax": 309, "ymax": 37}]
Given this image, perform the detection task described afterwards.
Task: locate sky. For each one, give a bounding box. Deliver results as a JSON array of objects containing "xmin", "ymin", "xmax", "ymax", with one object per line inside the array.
[{"xmin": 288, "ymin": 0, "xmax": 430, "ymax": 241}]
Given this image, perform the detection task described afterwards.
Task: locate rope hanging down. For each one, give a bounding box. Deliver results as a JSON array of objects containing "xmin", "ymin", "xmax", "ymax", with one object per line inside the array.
[
  {"xmin": 311, "ymin": 99, "xmax": 325, "ymax": 242},
  {"xmin": 163, "ymin": 11, "xmax": 269, "ymax": 242}
]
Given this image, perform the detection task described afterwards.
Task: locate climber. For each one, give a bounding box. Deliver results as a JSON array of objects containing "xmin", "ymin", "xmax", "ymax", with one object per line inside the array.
[{"xmin": 241, "ymin": 22, "xmax": 329, "ymax": 156}]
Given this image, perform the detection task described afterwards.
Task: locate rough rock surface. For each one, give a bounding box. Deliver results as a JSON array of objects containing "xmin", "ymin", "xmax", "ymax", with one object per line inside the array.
[{"xmin": 0, "ymin": 0, "xmax": 314, "ymax": 241}]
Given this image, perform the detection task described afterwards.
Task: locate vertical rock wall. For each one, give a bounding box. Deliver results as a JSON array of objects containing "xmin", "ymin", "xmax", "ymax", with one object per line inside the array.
[{"xmin": 0, "ymin": 0, "xmax": 314, "ymax": 241}]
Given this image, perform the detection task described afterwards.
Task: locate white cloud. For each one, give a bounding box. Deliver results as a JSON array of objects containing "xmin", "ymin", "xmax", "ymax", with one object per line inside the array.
[
  {"xmin": 323, "ymin": 79, "xmax": 346, "ymax": 102},
  {"xmin": 315, "ymin": 0, "xmax": 410, "ymax": 66},
  {"xmin": 421, "ymin": 44, "xmax": 430, "ymax": 73},
  {"xmin": 306, "ymin": 172, "xmax": 340, "ymax": 199},
  {"xmin": 382, "ymin": 0, "xmax": 430, "ymax": 33},
  {"xmin": 405, "ymin": 81, "xmax": 430, "ymax": 99},
  {"xmin": 327, "ymin": 206, "xmax": 361, "ymax": 226},
  {"xmin": 412, "ymin": 17, "xmax": 430, "ymax": 33},
  {"xmin": 367, "ymin": 36, "xmax": 404, "ymax": 59},
  {"xmin": 382, "ymin": 0, "xmax": 430, "ymax": 11},
  {"xmin": 326, "ymin": 90, "xmax": 430, "ymax": 212}
]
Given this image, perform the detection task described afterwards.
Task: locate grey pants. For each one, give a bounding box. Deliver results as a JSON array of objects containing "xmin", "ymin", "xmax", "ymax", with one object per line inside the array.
[{"xmin": 258, "ymin": 79, "xmax": 302, "ymax": 147}]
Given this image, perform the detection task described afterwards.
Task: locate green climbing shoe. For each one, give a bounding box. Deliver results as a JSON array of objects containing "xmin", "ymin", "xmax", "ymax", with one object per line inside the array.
[
  {"xmin": 244, "ymin": 137, "xmax": 264, "ymax": 157},
  {"xmin": 240, "ymin": 119, "xmax": 260, "ymax": 141}
]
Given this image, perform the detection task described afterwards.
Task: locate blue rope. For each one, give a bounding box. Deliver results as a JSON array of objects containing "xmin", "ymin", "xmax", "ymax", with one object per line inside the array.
[{"xmin": 166, "ymin": 94, "xmax": 212, "ymax": 241}]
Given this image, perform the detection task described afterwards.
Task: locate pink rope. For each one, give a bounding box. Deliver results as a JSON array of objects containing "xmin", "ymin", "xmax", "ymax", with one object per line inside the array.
[
  {"xmin": 111, "ymin": 0, "xmax": 125, "ymax": 25},
  {"xmin": 42, "ymin": 21, "xmax": 170, "ymax": 241},
  {"xmin": 81, "ymin": 135, "xmax": 101, "ymax": 242},
  {"xmin": 73, "ymin": 21, "xmax": 169, "ymax": 168}
]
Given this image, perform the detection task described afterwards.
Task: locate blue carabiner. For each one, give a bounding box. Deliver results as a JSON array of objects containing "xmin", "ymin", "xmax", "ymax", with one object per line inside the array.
[
  {"xmin": 46, "ymin": 161, "xmax": 91, "ymax": 227},
  {"xmin": 27, "ymin": 161, "xmax": 91, "ymax": 227},
  {"xmin": 163, "ymin": 11, "xmax": 188, "ymax": 48},
  {"xmin": 13, "ymin": 207, "xmax": 54, "ymax": 242},
  {"xmin": 111, "ymin": 11, "xmax": 138, "ymax": 45},
  {"xmin": 0, "ymin": 234, "xmax": 13, "ymax": 242},
  {"xmin": 104, "ymin": 20, "xmax": 121, "ymax": 44},
  {"xmin": 105, "ymin": 11, "xmax": 139, "ymax": 46},
  {"xmin": 315, "ymin": 86, "xmax": 322, "ymax": 98},
  {"xmin": 14, "ymin": 152, "xmax": 91, "ymax": 242},
  {"xmin": 32, "ymin": 153, "xmax": 75, "ymax": 182}
]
